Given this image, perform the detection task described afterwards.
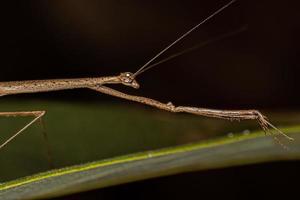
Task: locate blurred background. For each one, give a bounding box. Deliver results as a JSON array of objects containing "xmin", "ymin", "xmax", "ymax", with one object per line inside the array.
[
  {"xmin": 2, "ymin": 0, "xmax": 299, "ymax": 109},
  {"xmin": 1, "ymin": 0, "xmax": 300, "ymax": 199}
]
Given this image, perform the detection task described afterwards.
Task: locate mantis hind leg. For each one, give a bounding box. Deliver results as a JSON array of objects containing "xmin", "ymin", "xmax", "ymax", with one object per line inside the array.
[{"xmin": 0, "ymin": 111, "xmax": 54, "ymax": 168}]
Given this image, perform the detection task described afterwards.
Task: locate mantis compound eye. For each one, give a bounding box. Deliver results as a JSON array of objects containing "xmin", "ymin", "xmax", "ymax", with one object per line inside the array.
[
  {"xmin": 123, "ymin": 73, "xmax": 132, "ymax": 83},
  {"xmin": 119, "ymin": 72, "xmax": 140, "ymax": 89}
]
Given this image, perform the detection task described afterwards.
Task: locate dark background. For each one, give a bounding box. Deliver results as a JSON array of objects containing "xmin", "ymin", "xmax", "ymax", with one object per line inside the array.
[
  {"xmin": 2, "ymin": 0, "xmax": 300, "ymax": 199},
  {"xmin": 2, "ymin": 0, "xmax": 300, "ymax": 109}
]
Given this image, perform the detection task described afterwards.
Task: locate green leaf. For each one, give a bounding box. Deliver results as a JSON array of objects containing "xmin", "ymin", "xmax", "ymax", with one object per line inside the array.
[
  {"xmin": 0, "ymin": 125, "xmax": 299, "ymax": 199},
  {"xmin": 0, "ymin": 100, "xmax": 299, "ymax": 199}
]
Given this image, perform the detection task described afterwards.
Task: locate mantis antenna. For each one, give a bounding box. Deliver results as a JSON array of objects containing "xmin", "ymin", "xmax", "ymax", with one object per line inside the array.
[
  {"xmin": 133, "ymin": 0, "xmax": 237, "ymax": 77},
  {"xmin": 136, "ymin": 25, "xmax": 247, "ymax": 76}
]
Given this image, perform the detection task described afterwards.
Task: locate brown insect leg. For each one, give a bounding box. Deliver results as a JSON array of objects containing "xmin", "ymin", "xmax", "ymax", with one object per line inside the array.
[
  {"xmin": 89, "ymin": 85, "xmax": 293, "ymax": 148},
  {"xmin": 0, "ymin": 111, "xmax": 54, "ymax": 167}
]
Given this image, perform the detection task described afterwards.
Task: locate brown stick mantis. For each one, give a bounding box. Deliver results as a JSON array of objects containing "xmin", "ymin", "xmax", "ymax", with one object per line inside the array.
[{"xmin": 0, "ymin": 0, "xmax": 294, "ymax": 159}]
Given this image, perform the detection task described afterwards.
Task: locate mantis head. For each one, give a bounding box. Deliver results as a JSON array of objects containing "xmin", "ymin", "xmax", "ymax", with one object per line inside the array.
[{"xmin": 119, "ymin": 72, "xmax": 140, "ymax": 89}]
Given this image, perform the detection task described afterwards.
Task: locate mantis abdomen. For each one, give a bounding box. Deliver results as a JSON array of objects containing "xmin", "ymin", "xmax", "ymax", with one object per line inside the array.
[{"xmin": 0, "ymin": 76, "xmax": 118, "ymax": 96}]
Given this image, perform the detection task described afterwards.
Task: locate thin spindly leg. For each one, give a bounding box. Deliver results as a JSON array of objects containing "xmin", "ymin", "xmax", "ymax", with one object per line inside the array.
[
  {"xmin": 0, "ymin": 111, "xmax": 54, "ymax": 167},
  {"xmin": 89, "ymin": 86, "xmax": 293, "ymax": 147}
]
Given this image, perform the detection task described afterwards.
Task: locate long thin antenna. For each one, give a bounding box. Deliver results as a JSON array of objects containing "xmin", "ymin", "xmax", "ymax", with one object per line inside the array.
[
  {"xmin": 136, "ymin": 25, "xmax": 247, "ymax": 76},
  {"xmin": 133, "ymin": 0, "xmax": 237, "ymax": 77}
]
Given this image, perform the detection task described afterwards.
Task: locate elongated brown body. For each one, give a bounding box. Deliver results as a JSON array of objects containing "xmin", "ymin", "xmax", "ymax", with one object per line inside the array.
[
  {"xmin": 0, "ymin": 76, "xmax": 119, "ymax": 96},
  {"xmin": 0, "ymin": 0, "xmax": 292, "ymax": 162}
]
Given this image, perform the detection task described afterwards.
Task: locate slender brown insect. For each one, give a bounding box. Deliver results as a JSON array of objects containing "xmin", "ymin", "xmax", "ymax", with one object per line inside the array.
[{"xmin": 0, "ymin": 0, "xmax": 293, "ymax": 159}]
